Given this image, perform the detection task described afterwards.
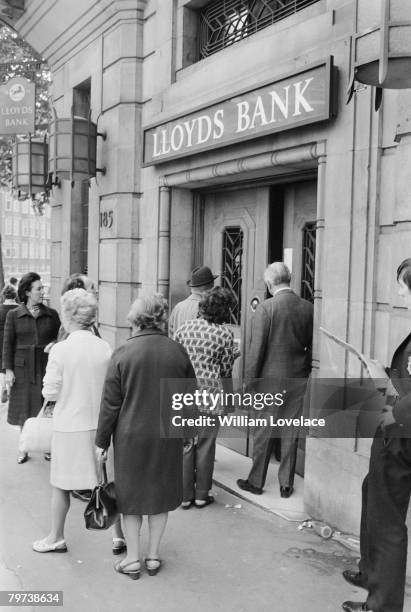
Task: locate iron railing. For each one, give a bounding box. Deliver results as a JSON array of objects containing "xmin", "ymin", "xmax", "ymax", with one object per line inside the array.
[
  {"xmin": 199, "ymin": 0, "xmax": 320, "ymax": 59},
  {"xmin": 301, "ymin": 221, "xmax": 316, "ymax": 303},
  {"xmin": 222, "ymin": 226, "xmax": 243, "ymax": 325}
]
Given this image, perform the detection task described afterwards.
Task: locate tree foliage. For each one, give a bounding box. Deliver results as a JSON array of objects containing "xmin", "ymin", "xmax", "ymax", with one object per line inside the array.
[{"xmin": 0, "ymin": 25, "xmax": 51, "ymax": 187}]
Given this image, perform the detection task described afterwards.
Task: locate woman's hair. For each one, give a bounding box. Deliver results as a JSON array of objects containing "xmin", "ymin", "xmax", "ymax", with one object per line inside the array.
[
  {"xmin": 18, "ymin": 272, "xmax": 41, "ymax": 304},
  {"xmin": 61, "ymin": 273, "xmax": 95, "ymax": 295},
  {"xmin": 60, "ymin": 288, "xmax": 97, "ymax": 329},
  {"xmin": 127, "ymin": 293, "xmax": 168, "ymax": 330},
  {"xmin": 199, "ymin": 287, "xmax": 233, "ymax": 324},
  {"xmin": 263, "ymin": 262, "xmax": 291, "ymax": 288},
  {"xmin": 1, "ymin": 285, "xmax": 17, "ymax": 301},
  {"xmin": 397, "ymin": 258, "xmax": 411, "ymax": 290}
]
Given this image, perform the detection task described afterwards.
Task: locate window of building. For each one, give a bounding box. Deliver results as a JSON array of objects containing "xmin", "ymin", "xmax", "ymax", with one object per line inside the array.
[
  {"xmin": 30, "ymin": 219, "xmax": 35, "ymax": 237},
  {"xmin": 4, "ymin": 240, "xmax": 12, "ymax": 258},
  {"xmin": 13, "ymin": 241, "xmax": 19, "ymax": 258},
  {"xmin": 13, "ymin": 218, "xmax": 19, "ymax": 236},
  {"xmin": 5, "ymin": 196, "xmax": 12, "ymax": 211},
  {"xmin": 5, "ymin": 217, "xmax": 12, "ymax": 235},
  {"xmin": 301, "ymin": 221, "xmax": 316, "ymax": 303},
  {"xmin": 197, "ymin": 0, "xmax": 320, "ymax": 60},
  {"xmin": 13, "ymin": 199, "xmax": 19, "ymax": 213},
  {"xmin": 74, "ymin": 78, "xmax": 91, "ymax": 274},
  {"xmin": 21, "ymin": 242, "xmax": 28, "ymax": 258},
  {"xmin": 221, "ymin": 226, "xmax": 243, "ymax": 325},
  {"xmin": 29, "ymin": 243, "xmax": 35, "ymax": 259},
  {"xmin": 22, "ymin": 219, "xmax": 29, "ymax": 236},
  {"xmin": 21, "ymin": 199, "xmax": 29, "ymax": 214}
]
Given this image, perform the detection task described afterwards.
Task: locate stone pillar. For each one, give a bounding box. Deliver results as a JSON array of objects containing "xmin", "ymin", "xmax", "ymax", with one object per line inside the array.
[
  {"xmin": 312, "ymin": 153, "xmax": 327, "ymax": 370},
  {"xmin": 157, "ymin": 186, "xmax": 171, "ymax": 298}
]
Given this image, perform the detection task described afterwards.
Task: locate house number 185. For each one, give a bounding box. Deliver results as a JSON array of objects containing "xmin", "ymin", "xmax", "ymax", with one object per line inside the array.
[{"xmin": 100, "ymin": 210, "xmax": 114, "ymax": 229}]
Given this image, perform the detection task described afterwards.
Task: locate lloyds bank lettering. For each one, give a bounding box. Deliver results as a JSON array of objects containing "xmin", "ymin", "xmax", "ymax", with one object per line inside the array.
[{"xmin": 143, "ymin": 58, "xmax": 335, "ymax": 165}]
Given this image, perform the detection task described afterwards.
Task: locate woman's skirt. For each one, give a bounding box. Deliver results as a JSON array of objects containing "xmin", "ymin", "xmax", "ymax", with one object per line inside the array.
[{"xmin": 50, "ymin": 430, "xmax": 99, "ymax": 490}]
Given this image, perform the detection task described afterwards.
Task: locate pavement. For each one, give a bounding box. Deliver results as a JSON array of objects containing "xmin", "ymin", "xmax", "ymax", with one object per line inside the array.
[{"xmin": 0, "ymin": 403, "xmax": 409, "ymax": 612}]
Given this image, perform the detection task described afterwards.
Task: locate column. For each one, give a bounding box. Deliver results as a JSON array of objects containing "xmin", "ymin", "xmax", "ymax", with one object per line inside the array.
[{"xmin": 157, "ymin": 186, "xmax": 171, "ymax": 297}]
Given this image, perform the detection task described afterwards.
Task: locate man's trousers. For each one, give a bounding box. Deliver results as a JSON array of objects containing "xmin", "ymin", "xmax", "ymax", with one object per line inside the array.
[
  {"xmin": 359, "ymin": 433, "xmax": 411, "ymax": 612},
  {"xmin": 247, "ymin": 395, "xmax": 303, "ymax": 490}
]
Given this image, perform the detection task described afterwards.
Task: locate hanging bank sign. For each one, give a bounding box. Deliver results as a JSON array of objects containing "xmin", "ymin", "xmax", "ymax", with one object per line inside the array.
[
  {"xmin": 143, "ymin": 58, "xmax": 335, "ymax": 166},
  {"xmin": 0, "ymin": 77, "xmax": 35, "ymax": 135}
]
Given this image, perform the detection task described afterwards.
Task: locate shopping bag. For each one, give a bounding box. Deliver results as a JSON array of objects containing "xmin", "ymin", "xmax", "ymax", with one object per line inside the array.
[
  {"xmin": 19, "ymin": 402, "xmax": 53, "ymax": 453},
  {"xmin": 84, "ymin": 463, "xmax": 118, "ymax": 530}
]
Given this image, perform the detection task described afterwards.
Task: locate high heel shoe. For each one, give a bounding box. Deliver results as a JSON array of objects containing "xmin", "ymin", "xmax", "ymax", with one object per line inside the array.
[
  {"xmin": 114, "ymin": 559, "xmax": 140, "ymax": 580},
  {"xmin": 144, "ymin": 558, "xmax": 162, "ymax": 576}
]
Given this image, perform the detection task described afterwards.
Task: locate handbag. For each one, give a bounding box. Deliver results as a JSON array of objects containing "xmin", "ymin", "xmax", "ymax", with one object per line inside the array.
[
  {"xmin": 84, "ymin": 463, "xmax": 118, "ymax": 530},
  {"xmin": 19, "ymin": 401, "xmax": 54, "ymax": 453}
]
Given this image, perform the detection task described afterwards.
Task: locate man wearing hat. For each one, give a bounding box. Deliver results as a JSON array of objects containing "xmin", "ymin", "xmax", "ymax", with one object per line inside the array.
[{"xmin": 168, "ymin": 266, "xmax": 218, "ymax": 339}]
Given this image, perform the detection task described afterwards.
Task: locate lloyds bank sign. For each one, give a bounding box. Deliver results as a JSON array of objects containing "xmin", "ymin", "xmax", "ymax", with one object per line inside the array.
[{"xmin": 143, "ymin": 58, "xmax": 336, "ymax": 166}]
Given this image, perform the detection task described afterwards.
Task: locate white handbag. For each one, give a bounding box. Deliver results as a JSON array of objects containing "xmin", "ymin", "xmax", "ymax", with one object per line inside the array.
[{"xmin": 19, "ymin": 402, "xmax": 54, "ymax": 453}]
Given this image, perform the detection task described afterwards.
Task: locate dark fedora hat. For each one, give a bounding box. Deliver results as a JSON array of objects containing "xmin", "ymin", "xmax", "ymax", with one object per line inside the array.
[{"xmin": 187, "ymin": 266, "xmax": 218, "ymax": 287}]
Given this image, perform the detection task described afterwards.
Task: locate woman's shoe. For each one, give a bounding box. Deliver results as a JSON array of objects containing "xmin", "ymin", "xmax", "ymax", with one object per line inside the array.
[
  {"xmin": 194, "ymin": 495, "xmax": 215, "ymax": 508},
  {"xmin": 17, "ymin": 452, "xmax": 28, "ymax": 464},
  {"xmin": 114, "ymin": 559, "xmax": 140, "ymax": 580},
  {"xmin": 112, "ymin": 538, "xmax": 127, "ymax": 555},
  {"xmin": 181, "ymin": 500, "xmax": 193, "ymax": 510},
  {"xmin": 32, "ymin": 538, "xmax": 67, "ymax": 553},
  {"xmin": 144, "ymin": 558, "xmax": 162, "ymax": 576}
]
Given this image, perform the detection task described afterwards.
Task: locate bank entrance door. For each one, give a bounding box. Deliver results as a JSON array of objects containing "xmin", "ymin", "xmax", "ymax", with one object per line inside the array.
[
  {"xmin": 202, "ymin": 186, "xmax": 269, "ymax": 454},
  {"xmin": 201, "ymin": 179, "xmax": 317, "ymax": 460}
]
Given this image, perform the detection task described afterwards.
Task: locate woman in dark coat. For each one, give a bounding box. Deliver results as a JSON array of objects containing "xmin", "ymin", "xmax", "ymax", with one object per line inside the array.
[
  {"xmin": 0, "ymin": 285, "xmax": 18, "ymax": 402},
  {"xmin": 95, "ymin": 293, "xmax": 196, "ymax": 580},
  {"xmin": 3, "ymin": 272, "xmax": 60, "ymax": 463}
]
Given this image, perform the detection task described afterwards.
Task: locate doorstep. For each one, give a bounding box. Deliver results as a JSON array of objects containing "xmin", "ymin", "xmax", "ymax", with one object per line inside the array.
[{"xmin": 213, "ymin": 444, "xmax": 309, "ymax": 522}]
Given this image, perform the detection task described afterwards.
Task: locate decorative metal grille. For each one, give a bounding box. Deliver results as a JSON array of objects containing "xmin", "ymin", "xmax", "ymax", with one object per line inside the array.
[
  {"xmin": 301, "ymin": 221, "xmax": 316, "ymax": 303},
  {"xmin": 199, "ymin": 0, "xmax": 320, "ymax": 59},
  {"xmin": 222, "ymin": 226, "xmax": 243, "ymax": 325}
]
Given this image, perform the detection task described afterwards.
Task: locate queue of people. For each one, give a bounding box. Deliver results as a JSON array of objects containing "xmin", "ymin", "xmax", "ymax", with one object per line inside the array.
[{"xmin": 2, "ymin": 260, "xmax": 411, "ymax": 612}]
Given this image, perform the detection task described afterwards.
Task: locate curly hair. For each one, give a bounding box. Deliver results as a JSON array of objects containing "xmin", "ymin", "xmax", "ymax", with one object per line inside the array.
[
  {"xmin": 127, "ymin": 293, "xmax": 168, "ymax": 330},
  {"xmin": 1, "ymin": 285, "xmax": 17, "ymax": 301},
  {"xmin": 61, "ymin": 273, "xmax": 96, "ymax": 295},
  {"xmin": 18, "ymin": 272, "xmax": 41, "ymax": 304},
  {"xmin": 198, "ymin": 287, "xmax": 233, "ymax": 324},
  {"xmin": 61, "ymin": 289, "xmax": 97, "ymax": 329}
]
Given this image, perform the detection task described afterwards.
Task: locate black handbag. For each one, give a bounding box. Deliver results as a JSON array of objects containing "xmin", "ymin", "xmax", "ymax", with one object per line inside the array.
[{"xmin": 84, "ymin": 463, "xmax": 119, "ymax": 530}]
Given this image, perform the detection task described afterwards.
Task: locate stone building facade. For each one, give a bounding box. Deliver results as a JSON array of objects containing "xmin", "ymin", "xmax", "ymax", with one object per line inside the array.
[{"xmin": 7, "ymin": 0, "xmax": 411, "ymax": 534}]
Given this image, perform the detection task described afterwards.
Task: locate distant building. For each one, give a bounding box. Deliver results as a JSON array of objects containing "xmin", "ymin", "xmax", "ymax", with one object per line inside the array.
[{"xmin": 0, "ymin": 189, "xmax": 51, "ymax": 289}]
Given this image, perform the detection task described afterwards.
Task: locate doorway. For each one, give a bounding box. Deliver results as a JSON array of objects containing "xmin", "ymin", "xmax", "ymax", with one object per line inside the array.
[{"xmin": 200, "ymin": 178, "xmax": 317, "ymax": 462}]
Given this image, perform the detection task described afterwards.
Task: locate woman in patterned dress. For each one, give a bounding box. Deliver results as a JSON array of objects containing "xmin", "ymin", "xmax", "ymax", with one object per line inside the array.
[{"xmin": 174, "ymin": 287, "xmax": 236, "ymax": 508}]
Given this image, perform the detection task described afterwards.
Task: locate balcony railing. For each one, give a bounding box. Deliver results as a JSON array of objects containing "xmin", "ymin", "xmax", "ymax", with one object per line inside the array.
[{"xmin": 199, "ymin": 0, "xmax": 320, "ymax": 59}]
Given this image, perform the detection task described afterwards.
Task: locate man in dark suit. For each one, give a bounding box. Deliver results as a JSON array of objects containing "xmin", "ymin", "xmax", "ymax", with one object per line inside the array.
[
  {"xmin": 342, "ymin": 258, "xmax": 411, "ymax": 612},
  {"xmin": 237, "ymin": 262, "xmax": 313, "ymax": 498}
]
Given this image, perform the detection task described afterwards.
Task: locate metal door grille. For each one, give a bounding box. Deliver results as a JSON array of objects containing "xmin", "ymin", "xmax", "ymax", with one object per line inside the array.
[
  {"xmin": 199, "ymin": 0, "xmax": 320, "ymax": 59},
  {"xmin": 301, "ymin": 221, "xmax": 316, "ymax": 303},
  {"xmin": 222, "ymin": 226, "xmax": 243, "ymax": 325}
]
